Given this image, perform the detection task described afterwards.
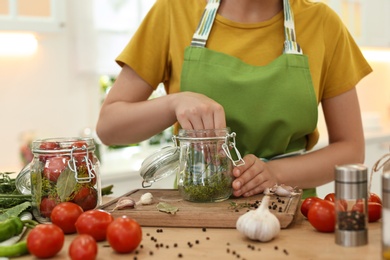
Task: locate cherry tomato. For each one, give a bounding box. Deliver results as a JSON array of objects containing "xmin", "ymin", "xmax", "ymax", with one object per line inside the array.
[
  {"xmin": 307, "ymin": 199, "xmax": 336, "ymax": 233},
  {"xmin": 40, "ymin": 197, "xmax": 59, "ymax": 218},
  {"xmin": 324, "ymin": 192, "xmax": 348, "ymax": 210},
  {"xmin": 51, "ymin": 202, "xmax": 84, "ymax": 234},
  {"xmin": 38, "ymin": 141, "xmax": 60, "ymax": 162},
  {"xmin": 72, "ymin": 141, "xmax": 87, "ymax": 149},
  {"xmin": 352, "ymin": 201, "xmax": 382, "ymax": 222},
  {"xmin": 69, "ymin": 234, "xmax": 98, "ymax": 260},
  {"xmin": 75, "ymin": 209, "xmax": 114, "ymax": 241},
  {"xmin": 27, "ymin": 224, "xmax": 65, "ymax": 258},
  {"xmin": 43, "ymin": 156, "xmax": 68, "ymax": 182},
  {"xmin": 368, "ymin": 192, "xmax": 382, "ymax": 205},
  {"xmin": 300, "ymin": 197, "xmax": 321, "ymax": 218},
  {"xmin": 39, "ymin": 141, "xmax": 60, "ymax": 150},
  {"xmin": 72, "ymin": 186, "xmax": 98, "ymax": 211},
  {"xmin": 107, "ymin": 216, "xmax": 142, "ymax": 253}
]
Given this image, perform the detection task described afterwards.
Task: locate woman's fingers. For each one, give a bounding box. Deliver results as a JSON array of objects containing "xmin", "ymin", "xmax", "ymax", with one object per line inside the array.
[
  {"xmin": 232, "ymin": 155, "xmax": 273, "ymax": 197},
  {"xmin": 175, "ymin": 92, "xmax": 226, "ymax": 130}
]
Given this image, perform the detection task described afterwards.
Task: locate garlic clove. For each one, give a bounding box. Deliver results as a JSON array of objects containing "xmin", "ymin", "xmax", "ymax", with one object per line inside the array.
[
  {"xmin": 111, "ymin": 197, "xmax": 136, "ymax": 212},
  {"xmin": 136, "ymin": 192, "xmax": 154, "ymax": 205},
  {"xmin": 264, "ymin": 184, "xmax": 298, "ymax": 197}
]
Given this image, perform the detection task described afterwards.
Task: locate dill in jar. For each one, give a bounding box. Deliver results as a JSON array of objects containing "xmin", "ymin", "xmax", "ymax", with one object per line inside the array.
[
  {"xmin": 178, "ymin": 147, "xmax": 233, "ymax": 202},
  {"xmin": 179, "ymin": 172, "xmax": 233, "ymax": 202}
]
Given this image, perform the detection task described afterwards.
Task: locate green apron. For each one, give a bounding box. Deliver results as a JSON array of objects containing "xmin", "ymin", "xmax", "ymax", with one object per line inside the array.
[{"xmin": 180, "ymin": 0, "xmax": 318, "ymax": 198}]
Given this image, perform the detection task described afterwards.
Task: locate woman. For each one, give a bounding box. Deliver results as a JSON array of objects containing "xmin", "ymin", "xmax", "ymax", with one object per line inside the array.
[{"xmin": 96, "ymin": 0, "xmax": 372, "ymax": 198}]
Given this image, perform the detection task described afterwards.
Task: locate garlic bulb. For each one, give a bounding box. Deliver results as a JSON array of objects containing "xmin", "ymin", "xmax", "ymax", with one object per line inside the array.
[{"xmin": 236, "ymin": 195, "xmax": 280, "ymax": 242}]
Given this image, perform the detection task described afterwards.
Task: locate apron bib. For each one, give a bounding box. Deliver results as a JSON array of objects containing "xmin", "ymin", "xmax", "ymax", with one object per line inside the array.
[{"xmin": 180, "ymin": 0, "xmax": 318, "ymax": 198}]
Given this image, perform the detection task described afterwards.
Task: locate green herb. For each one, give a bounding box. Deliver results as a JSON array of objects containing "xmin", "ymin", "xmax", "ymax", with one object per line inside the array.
[
  {"xmin": 30, "ymin": 162, "xmax": 43, "ymax": 208},
  {"xmin": 57, "ymin": 168, "xmax": 77, "ymax": 202},
  {"xmin": 0, "ymin": 202, "xmax": 32, "ymax": 221},
  {"xmin": 0, "ymin": 173, "xmax": 16, "ymax": 194},
  {"xmin": 0, "ymin": 172, "xmax": 32, "ymax": 210},
  {"xmin": 0, "ymin": 196, "xmax": 32, "ymax": 212},
  {"xmin": 228, "ymin": 201, "xmax": 253, "ymax": 211},
  {"xmin": 101, "ymin": 185, "xmax": 114, "ymax": 196},
  {"xmin": 179, "ymin": 173, "xmax": 232, "ymax": 202},
  {"xmin": 179, "ymin": 146, "xmax": 233, "ymax": 202},
  {"xmin": 156, "ymin": 202, "xmax": 179, "ymax": 214}
]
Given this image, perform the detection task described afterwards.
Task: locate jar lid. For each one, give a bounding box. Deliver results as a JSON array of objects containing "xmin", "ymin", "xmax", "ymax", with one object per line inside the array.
[
  {"xmin": 335, "ymin": 164, "xmax": 367, "ymax": 183},
  {"xmin": 32, "ymin": 137, "xmax": 95, "ymax": 154},
  {"xmin": 139, "ymin": 146, "xmax": 179, "ymax": 187}
]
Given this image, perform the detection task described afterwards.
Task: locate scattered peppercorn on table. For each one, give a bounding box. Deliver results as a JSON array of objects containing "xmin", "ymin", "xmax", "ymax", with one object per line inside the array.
[{"xmin": 14, "ymin": 195, "xmax": 382, "ymax": 260}]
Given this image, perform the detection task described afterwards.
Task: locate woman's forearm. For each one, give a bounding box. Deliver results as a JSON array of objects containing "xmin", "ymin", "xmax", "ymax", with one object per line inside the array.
[
  {"xmin": 268, "ymin": 139, "xmax": 365, "ymax": 189},
  {"xmin": 96, "ymin": 95, "xmax": 177, "ymax": 146}
]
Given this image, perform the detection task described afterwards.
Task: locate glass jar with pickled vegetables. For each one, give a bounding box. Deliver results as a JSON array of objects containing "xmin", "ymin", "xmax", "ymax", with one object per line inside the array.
[{"xmin": 16, "ymin": 137, "xmax": 101, "ymax": 223}]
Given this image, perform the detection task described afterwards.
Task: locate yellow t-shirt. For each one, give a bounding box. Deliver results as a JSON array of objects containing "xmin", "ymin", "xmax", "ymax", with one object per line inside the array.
[{"xmin": 116, "ymin": 0, "xmax": 372, "ymax": 148}]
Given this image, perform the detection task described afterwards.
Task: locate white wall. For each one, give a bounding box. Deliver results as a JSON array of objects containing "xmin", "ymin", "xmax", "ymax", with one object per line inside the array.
[{"xmin": 0, "ymin": 0, "xmax": 123, "ymax": 172}]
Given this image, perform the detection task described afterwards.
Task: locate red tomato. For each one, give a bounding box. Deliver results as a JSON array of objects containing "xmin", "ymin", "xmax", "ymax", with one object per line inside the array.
[
  {"xmin": 300, "ymin": 197, "xmax": 321, "ymax": 218},
  {"xmin": 40, "ymin": 197, "xmax": 59, "ymax": 218},
  {"xmin": 69, "ymin": 234, "xmax": 98, "ymax": 260},
  {"xmin": 27, "ymin": 224, "xmax": 65, "ymax": 258},
  {"xmin": 307, "ymin": 199, "xmax": 336, "ymax": 233},
  {"xmin": 75, "ymin": 209, "xmax": 114, "ymax": 241},
  {"xmin": 107, "ymin": 216, "xmax": 142, "ymax": 253},
  {"xmin": 72, "ymin": 186, "xmax": 98, "ymax": 211},
  {"xmin": 324, "ymin": 193, "xmax": 336, "ymax": 202},
  {"xmin": 38, "ymin": 141, "xmax": 61, "ymax": 162},
  {"xmin": 43, "ymin": 156, "xmax": 68, "ymax": 182},
  {"xmin": 368, "ymin": 193, "xmax": 382, "ymax": 205},
  {"xmin": 72, "ymin": 141, "xmax": 87, "ymax": 149},
  {"xmin": 324, "ymin": 192, "xmax": 348, "ymax": 210},
  {"xmin": 352, "ymin": 201, "xmax": 382, "ymax": 222},
  {"xmin": 39, "ymin": 141, "xmax": 60, "ymax": 150},
  {"xmin": 51, "ymin": 202, "xmax": 84, "ymax": 234}
]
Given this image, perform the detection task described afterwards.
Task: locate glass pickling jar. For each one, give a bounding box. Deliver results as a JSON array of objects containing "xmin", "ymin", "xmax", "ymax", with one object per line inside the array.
[
  {"xmin": 378, "ymin": 152, "xmax": 390, "ymax": 260},
  {"xmin": 16, "ymin": 137, "xmax": 101, "ymax": 223},
  {"xmin": 173, "ymin": 128, "xmax": 244, "ymax": 202},
  {"xmin": 140, "ymin": 128, "xmax": 245, "ymax": 203}
]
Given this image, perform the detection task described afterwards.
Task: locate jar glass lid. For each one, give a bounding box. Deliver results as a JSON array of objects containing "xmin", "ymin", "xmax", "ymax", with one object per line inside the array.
[{"xmin": 139, "ymin": 146, "xmax": 179, "ymax": 187}]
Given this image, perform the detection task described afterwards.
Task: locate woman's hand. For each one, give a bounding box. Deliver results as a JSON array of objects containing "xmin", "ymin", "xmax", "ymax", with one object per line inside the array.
[
  {"xmin": 232, "ymin": 154, "xmax": 277, "ymax": 197},
  {"xmin": 171, "ymin": 92, "xmax": 226, "ymax": 130}
]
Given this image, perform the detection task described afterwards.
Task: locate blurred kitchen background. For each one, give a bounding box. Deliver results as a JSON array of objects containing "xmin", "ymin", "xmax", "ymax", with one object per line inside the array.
[{"xmin": 0, "ymin": 0, "xmax": 389, "ymax": 197}]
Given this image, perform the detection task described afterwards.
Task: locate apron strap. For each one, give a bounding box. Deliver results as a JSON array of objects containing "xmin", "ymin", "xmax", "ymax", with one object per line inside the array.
[
  {"xmin": 283, "ymin": 0, "xmax": 302, "ymax": 54},
  {"xmin": 191, "ymin": 0, "xmax": 303, "ymax": 53},
  {"xmin": 191, "ymin": 0, "xmax": 221, "ymax": 47}
]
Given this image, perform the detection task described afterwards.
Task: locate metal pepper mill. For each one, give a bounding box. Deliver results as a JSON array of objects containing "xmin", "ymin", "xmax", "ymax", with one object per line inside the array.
[
  {"xmin": 335, "ymin": 164, "xmax": 368, "ymax": 247},
  {"xmin": 383, "ymin": 165, "xmax": 390, "ymax": 259}
]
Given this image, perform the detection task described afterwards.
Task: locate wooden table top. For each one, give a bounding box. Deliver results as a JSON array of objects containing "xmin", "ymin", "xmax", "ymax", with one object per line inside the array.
[{"xmin": 17, "ymin": 197, "xmax": 382, "ymax": 260}]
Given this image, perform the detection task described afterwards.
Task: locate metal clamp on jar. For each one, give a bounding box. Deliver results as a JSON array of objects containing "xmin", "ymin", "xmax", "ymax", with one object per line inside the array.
[{"xmin": 335, "ymin": 164, "xmax": 368, "ymax": 247}]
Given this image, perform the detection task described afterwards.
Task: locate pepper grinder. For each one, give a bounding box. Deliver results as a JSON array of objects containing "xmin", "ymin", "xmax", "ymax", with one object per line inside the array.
[
  {"xmin": 383, "ymin": 165, "xmax": 390, "ymax": 259},
  {"xmin": 335, "ymin": 164, "xmax": 368, "ymax": 247}
]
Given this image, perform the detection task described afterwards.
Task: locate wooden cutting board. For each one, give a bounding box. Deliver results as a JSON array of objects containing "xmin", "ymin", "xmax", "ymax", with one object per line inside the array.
[{"xmin": 99, "ymin": 189, "xmax": 302, "ymax": 229}]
